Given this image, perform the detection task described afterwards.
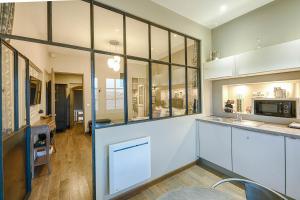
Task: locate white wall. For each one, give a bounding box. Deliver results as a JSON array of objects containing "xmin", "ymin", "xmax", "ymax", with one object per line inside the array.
[
  {"xmin": 212, "ymin": 0, "xmax": 300, "ymax": 58},
  {"xmin": 94, "ymin": 1, "xmax": 212, "ymax": 199},
  {"xmin": 95, "ymin": 114, "xmax": 201, "ymax": 200},
  {"xmin": 10, "ymin": 40, "xmax": 50, "ymax": 124}
]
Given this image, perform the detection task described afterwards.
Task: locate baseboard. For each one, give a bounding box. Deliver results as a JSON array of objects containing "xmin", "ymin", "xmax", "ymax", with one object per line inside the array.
[{"xmin": 112, "ymin": 160, "xmax": 197, "ymax": 200}]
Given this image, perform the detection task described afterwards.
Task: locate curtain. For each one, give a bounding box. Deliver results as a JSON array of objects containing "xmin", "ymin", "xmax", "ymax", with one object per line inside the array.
[
  {"xmin": 0, "ymin": 3, "xmax": 15, "ymax": 35},
  {"xmin": 0, "ymin": 3, "xmax": 15, "ymax": 134}
]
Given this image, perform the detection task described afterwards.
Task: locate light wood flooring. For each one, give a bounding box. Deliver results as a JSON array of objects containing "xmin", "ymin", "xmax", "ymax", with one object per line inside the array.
[
  {"xmin": 29, "ymin": 124, "xmax": 245, "ymax": 200},
  {"xmin": 129, "ymin": 165, "xmax": 246, "ymax": 200},
  {"xmin": 29, "ymin": 124, "xmax": 92, "ymax": 200}
]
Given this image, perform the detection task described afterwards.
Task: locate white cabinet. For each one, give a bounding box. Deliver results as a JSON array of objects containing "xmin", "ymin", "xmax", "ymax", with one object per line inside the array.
[
  {"xmin": 232, "ymin": 128, "xmax": 285, "ymax": 194},
  {"xmin": 235, "ymin": 39, "xmax": 300, "ymax": 76},
  {"xmin": 203, "ymin": 56, "xmax": 235, "ymax": 79},
  {"xmin": 198, "ymin": 121, "xmax": 232, "ymax": 171},
  {"xmin": 286, "ymin": 137, "xmax": 300, "ymax": 200}
]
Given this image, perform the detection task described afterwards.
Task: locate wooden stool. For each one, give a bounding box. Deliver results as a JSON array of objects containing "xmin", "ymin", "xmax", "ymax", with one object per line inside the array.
[{"xmin": 31, "ymin": 125, "xmax": 51, "ymax": 178}]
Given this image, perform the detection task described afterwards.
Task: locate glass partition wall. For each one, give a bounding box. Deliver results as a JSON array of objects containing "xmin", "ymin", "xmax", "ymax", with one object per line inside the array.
[{"xmin": 0, "ymin": 0, "xmax": 201, "ymax": 127}]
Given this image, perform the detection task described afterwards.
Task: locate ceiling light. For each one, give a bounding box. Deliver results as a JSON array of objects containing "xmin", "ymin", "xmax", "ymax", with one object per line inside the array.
[
  {"xmin": 220, "ymin": 5, "xmax": 228, "ymax": 13},
  {"xmin": 107, "ymin": 56, "xmax": 121, "ymax": 72},
  {"xmin": 173, "ymin": 34, "xmax": 177, "ymax": 38}
]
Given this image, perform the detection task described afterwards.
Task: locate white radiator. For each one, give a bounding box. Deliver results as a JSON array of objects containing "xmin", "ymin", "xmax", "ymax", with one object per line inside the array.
[{"xmin": 109, "ymin": 137, "xmax": 151, "ymax": 194}]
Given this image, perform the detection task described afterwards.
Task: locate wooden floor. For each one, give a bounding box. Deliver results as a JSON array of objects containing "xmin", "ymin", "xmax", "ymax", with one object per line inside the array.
[
  {"xmin": 29, "ymin": 124, "xmax": 92, "ymax": 200},
  {"xmin": 29, "ymin": 124, "xmax": 245, "ymax": 200},
  {"xmin": 129, "ymin": 165, "xmax": 246, "ymax": 200}
]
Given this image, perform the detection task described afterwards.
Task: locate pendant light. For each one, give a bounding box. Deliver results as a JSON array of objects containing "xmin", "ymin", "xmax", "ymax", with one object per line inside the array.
[{"xmin": 107, "ymin": 40, "xmax": 121, "ymax": 72}]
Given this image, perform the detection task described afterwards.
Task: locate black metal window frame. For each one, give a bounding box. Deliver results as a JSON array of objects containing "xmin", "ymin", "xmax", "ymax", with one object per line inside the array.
[
  {"xmin": 0, "ymin": 1, "xmax": 202, "ymax": 198},
  {"xmin": 0, "ymin": 39, "xmax": 32, "ymax": 199},
  {"xmin": 0, "ymin": 1, "xmax": 202, "ymax": 124}
]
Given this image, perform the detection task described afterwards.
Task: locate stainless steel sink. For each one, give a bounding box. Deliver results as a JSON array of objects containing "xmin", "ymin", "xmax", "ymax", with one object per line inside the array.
[
  {"xmin": 209, "ymin": 117, "xmax": 264, "ymax": 127},
  {"xmin": 232, "ymin": 120, "xmax": 264, "ymax": 127}
]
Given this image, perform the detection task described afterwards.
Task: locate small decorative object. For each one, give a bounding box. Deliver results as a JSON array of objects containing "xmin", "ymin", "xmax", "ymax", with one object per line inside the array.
[
  {"xmin": 224, "ymin": 100, "xmax": 234, "ymax": 113},
  {"xmin": 236, "ymin": 95, "xmax": 243, "ymax": 112},
  {"xmin": 208, "ymin": 50, "xmax": 219, "ymax": 61}
]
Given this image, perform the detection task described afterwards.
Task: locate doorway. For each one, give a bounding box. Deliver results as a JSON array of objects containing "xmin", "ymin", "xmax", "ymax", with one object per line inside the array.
[{"xmin": 54, "ymin": 73, "xmax": 84, "ymax": 132}]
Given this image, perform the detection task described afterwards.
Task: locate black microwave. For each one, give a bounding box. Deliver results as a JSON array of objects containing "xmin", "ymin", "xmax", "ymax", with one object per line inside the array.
[{"xmin": 254, "ymin": 99, "xmax": 296, "ymax": 118}]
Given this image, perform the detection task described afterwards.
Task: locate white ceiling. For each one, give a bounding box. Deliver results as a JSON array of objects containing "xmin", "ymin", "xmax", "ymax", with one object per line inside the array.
[{"xmin": 151, "ymin": 0, "xmax": 274, "ymax": 28}]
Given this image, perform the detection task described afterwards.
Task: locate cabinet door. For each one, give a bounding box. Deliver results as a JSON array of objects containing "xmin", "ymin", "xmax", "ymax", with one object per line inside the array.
[
  {"xmin": 198, "ymin": 121, "xmax": 232, "ymax": 171},
  {"xmin": 203, "ymin": 56, "xmax": 235, "ymax": 79},
  {"xmin": 236, "ymin": 39, "xmax": 300, "ymax": 76},
  {"xmin": 232, "ymin": 128, "xmax": 285, "ymax": 194},
  {"xmin": 286, "ymin": 137, "xmax": 300, "ymax": 200}
]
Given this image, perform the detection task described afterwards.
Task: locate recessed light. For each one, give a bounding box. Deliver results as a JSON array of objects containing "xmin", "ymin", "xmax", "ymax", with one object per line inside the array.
[{"xmin": 220, "ymin": 5, "xmax": 228, "ymax": 13}]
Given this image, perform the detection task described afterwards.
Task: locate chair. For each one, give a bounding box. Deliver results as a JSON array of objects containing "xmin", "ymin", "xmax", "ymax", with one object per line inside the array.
[{"xmin": 212, "ymin": 178, "xmax": 288, "ymax": 200}]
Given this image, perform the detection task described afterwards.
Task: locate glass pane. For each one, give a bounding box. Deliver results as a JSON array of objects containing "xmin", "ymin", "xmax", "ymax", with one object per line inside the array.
[
  {"xmin": 172, "ymin": 66, "xmax": 186, "ymax": 116},
  {"xmin": 116, "ymin": 99, "xmax": 123, "ymax": 109},
  {"xmin": 53, "ymin": 1, "xmax": 90, "ymax": 47},
  {"xmin": 18, "ymin": 56, "xmax": 27, "ymax": 128},
  {"xmin": 116, "ymin": 79, "xmax": 124, "ymax": 89},
  {"xmin": 94, "ymin": 6, "xmax": 123, "ymax": 54},
  {"xmin": 127, "ymin": 59, "xmax": 149, "ymax": 121},
  {"xmin": 2, "ymin": 45, "xmax": 15, "ymax": 135},
  {"xmin": 171, "ymin": 33, "xmax": 185, "ymax": 65},
  {"xmin": 116, "ymin": 89, "xmax": 124, "ymax": 99},
  {"xmin": 12, "ymin": 2, "xmax": 47, "ymax": 40},
  {"xmin": 151, "ymin": 26, "xmax": 168, "ymax": 61},
  {"xmin": 126, "ymin": 17, "xmax": 148, "ymax": 58},
  {"xmin": 106, "ymin": 89, "xmax": 115, "ymax": 99},
  {"xmin": 106, "ymin": 79, "xmax": 115, "ymax": 88},
  {"xmin": 188, "ymin": 68, "xmax": 199, "ymax": 114},
  {"xmin": 106, "ymin": 100, "xmax": 115, "ymax": 110},
  {"xmin": 95, "ymin": 54, "xmax": 124, "ymax": 124},
  {"xmin": 152, "ymin": 63, "xmax": 169, "ymax": 118},
  {"xmin": 187, "ymin": 38, "xmax": 198, "ymax": 67}
]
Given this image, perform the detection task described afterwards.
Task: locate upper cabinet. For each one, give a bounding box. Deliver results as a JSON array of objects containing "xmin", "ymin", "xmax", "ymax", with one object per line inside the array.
[
  {"xmin": 203, "ymin": 56, "xmax": 235, "ymax": 79},
  {"xmin": 204, "ymin": 39, "xmax": 300, "ymax": 80}
]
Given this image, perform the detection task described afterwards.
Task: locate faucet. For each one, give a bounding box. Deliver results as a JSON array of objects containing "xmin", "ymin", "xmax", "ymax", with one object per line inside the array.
[
  {"xmin": 227, "ymin": 107, "xmax": 242, "ymax": 122},
  {"xmin": 235, "ymin": 111, "xmax": 243, "ymax": 122}
]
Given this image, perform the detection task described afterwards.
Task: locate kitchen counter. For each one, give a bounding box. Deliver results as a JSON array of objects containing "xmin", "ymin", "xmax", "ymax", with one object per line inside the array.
[{"xmin": 196, "ymin": 116, "xmax": 300, "ymax": 139}]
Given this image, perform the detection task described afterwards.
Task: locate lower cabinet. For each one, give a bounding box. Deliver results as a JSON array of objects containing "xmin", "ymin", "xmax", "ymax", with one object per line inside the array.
[
  {"xmin": 198, "ymin": 121, "xmax": 232, "ymax": 171},
  {"xmin": 232, "ymin": 128, "xmax": 285, "ymax": 194},
  {"xmin": 286, "ymin": 137, "xmax": 300, "ymax": 200}
]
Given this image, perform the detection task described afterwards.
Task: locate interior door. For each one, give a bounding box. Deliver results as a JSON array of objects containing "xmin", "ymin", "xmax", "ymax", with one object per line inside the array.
[{"xmin": 55, "ymin": 84, "xmax": 67, "ymax": 132}]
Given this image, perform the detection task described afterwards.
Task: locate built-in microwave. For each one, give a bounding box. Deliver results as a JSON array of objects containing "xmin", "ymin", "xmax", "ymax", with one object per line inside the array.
[{"xmin": 254, "ymin": 99, "xmax": 296, "ymax": 118}]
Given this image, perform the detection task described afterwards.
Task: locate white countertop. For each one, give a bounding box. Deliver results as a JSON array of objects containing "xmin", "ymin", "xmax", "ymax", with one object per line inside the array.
[{"xmin": 196, "ymin": 116, "xmax": 300, "ymax": 139}]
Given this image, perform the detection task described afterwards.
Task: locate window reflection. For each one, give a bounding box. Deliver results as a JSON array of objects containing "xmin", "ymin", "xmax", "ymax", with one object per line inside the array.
[
  {"xmin": 151, "ymin": 26, "xmax": 168, "ymax": 61},
  {"xmin": 171, "ymin": 33, "xmax": 185, "ymax": 65},
  {"xmin": 126, "ymin": 17, "xmax": 148, "ymax": 58},
  {"xmin": 127, "ymin": 59, "xmax": 149, "ymax": 121},
  {"xmin": 94, "ymin": 6, "xmax": 123, "ymax": 54},
  {"xmin": 188, "ymin": 68, "xmax": 199, "ymax": 114},
  {"xmin": 53, "ymin": 1, "xmax": 90, "ymax": 47},
  {"xmin": 172, "ymin": 66, "xmax": 186, "ymax": 116},
  {"xmin": 95, "ymin": 54, "xmax": 125, "ymax": 124},
  {"xmin": 187, "ymin": 38, "xmax": 198, "ymax": 67},
  {"xmin": 152, "ymin": 63, "xmax": 169, "ymax": 118}
]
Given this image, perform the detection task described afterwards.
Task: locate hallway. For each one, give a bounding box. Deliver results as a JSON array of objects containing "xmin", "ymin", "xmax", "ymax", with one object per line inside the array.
[{"xmin": 29, "ymin": 125, "xmax": 92, "ymax": 200}]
